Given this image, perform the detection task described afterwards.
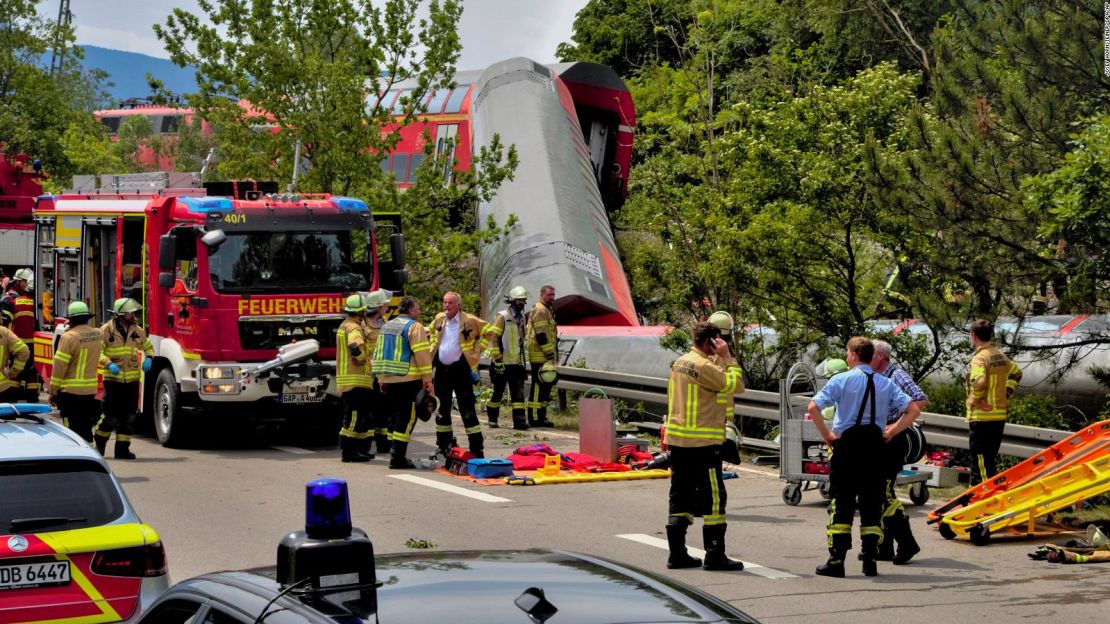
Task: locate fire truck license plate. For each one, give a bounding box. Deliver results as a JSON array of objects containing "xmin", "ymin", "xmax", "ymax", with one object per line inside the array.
[
  {"xmin": 279, "ymin": 382, "xmax": 324, "ymax": 405},
  {"xmin": 0, "ymin": 561, "xmax": 70, "ymax": 591}
]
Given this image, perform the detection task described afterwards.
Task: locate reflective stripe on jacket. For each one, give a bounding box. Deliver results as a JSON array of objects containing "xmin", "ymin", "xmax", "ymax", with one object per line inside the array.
[
  {"xmin": 0, "ymin": 326, "xmax": 30, "ymax": 391},
  {"xmin": 526, "ymin": 302, "xmax": 557, "ymax": 364},
  {"xmin": 490, "ymin": 306, "xmax": 527, "ymax": 367},
  {"xmin": 430, "ymin": 311, "xmax": 491, "ymax": 370},
  {"xmin": 966, "ymin": 343, "xmax": 1022, "ymax": 421},
  {"xmin": 51, "ymin": 324, "xmax": 103, "ymax": 396},
  {"xmin": 100, "ymin": 319, "xmax": 153, "ymax": 382},
  {"xmin": 336, "ymin": 316, "xmax": 373, "ymax": 392},
  {"xmin": 373, "ymin": 316, "xmax": 434, "ymax": 383},
  {"xmin": 666, "ymin": 348, "xmax": 744, "ymax": 448}
]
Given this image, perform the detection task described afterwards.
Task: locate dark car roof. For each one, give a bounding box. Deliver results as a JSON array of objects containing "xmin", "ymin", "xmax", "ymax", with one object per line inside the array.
[{"xmin": 157, "ymin": 549, "xmax": 759, "ymax": 624}]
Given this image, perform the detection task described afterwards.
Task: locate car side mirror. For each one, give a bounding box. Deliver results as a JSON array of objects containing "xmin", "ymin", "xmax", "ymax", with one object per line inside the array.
[
  {"xmin": 389, "ymin": 232, "xmax": 406, "ymax": 267},
  {"xmin": 158, "ymin": 234, "xmax": 176, "ymax": 271},
  {"xmin": 201, "ymin": 229, "xmax": 227, "ymax": 251},
  {"xmin": 157, "ymin": 272, "xmax": 175, "ymax": 289},
  {"xmin": 393, "ymin": 268, "xmax": 409, "ymax": 287}
]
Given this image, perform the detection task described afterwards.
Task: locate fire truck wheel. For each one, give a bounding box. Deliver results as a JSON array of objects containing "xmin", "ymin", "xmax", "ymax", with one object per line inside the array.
[{"xmin": 153, "ymin": 368, "xmax": 189, "ymax": 447}]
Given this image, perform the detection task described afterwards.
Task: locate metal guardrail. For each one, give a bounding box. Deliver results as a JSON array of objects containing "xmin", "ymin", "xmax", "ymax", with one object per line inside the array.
[{"xmin": 554, "ymin": 365, "xmax": 1070, "ymax": 459}]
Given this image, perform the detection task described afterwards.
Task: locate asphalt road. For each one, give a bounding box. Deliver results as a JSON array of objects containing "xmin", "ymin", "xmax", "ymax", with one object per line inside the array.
[{"xmin": 90, "ymin": 415, "xmax": 1106, "ymax": 624}]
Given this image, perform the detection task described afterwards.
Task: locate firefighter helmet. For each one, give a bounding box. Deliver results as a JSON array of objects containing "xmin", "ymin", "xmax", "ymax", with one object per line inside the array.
[
  {"xmin": 112, "ymin": 297, "xmax": 142, "ymax": 315},
  {"xmin": 415, "ymin": 389, "xmax": 439, "ymax": 422},
  {"xmin": 508, "ymin": 286, "xmax": 528, "ymax": 301},
  {"xmin": 823, "ymin": 358, "xmax": 848, "ymax": 377},
  {"xmin": 707, "ymin": 311, "xmax": 735, "ymax": 332},
  {"xmin": 343, "ymin": 294, "xmax": 367, "ymax": 314},
  {"xmin": 67, "ymin": 301, "xmax": 91, "ymax": 317},
  {"xmin": 722, "ymin": 421, "xmax": 742, "ymax": 464},
  {"xmin": 538, "ymin": 361, "xmax": 558, "ymax": 384},
  {"xmin": 363, "ymin": 289, "xmax": 391, "ymax": 308},
  {"xmin": 1088, "ymin": 524, "xmax": 1109, "ymax": 548},
  {"xmin": 13, "ymin": 268, "xmax": 32, "ymax": 282}
]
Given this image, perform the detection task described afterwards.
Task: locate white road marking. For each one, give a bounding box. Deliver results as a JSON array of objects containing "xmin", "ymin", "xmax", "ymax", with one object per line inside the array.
[
  {"xmin": 616, "ymin": 533, "xmax": 799, "ymax": 579},
  {"xmin": 389, "ymin": 474, "xmax": 513, "ymax": 503},
  {"xmin": 271, "ymin": 446, "xmax": 314, "ymax": 455}
]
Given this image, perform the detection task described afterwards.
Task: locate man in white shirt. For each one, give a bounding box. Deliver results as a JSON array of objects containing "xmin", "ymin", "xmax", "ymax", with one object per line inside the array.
[{"xmin": 429, "ymin": 292, "xmax": 492, "ymax": 457}]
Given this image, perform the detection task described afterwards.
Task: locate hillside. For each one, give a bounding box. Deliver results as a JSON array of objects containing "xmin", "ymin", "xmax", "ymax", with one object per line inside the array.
[{"xmin": 78, "ymin": 45, "xmax": 198, "ymax": 104}]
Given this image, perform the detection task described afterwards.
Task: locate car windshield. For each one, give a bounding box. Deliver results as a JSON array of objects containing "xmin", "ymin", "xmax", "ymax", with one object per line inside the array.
[
  {"xmin": 208, "ymin": 230, "xmax": 372, "ymax": 294},
  {"xmin": 0, "ymin": 459, "xmax": 125, "ymax": 532}
]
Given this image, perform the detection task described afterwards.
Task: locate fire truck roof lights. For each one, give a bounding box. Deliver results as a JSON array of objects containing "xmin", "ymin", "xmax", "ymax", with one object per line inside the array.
[
  {"xmin": 329, "ymin": 197, "xmax": 370, "ymax": 213},
  {"xmin": 177, "ymin": 196, "xmax": 235, "ymax": 213}
]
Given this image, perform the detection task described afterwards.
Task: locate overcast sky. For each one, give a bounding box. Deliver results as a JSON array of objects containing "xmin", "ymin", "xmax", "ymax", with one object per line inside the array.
[{"xmin": 50, "ymin": 0, "xmax": 590, "ymax": 69}]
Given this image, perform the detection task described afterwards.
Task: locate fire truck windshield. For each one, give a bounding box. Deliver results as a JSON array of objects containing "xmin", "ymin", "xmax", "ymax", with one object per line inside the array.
[{"xmin": 207, "ymin": 230, "xmax": 372, "ymax": 293}]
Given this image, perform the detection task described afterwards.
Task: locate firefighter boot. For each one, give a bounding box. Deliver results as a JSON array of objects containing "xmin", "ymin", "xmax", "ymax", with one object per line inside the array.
[
  {"xmin": 341, "ymin": 437, "xmax": 370, "ymax": 463},
  {"xmin": 860, "ymin": 532, "xmax": 880, "ymax": 577},
  {"xmin": 389, "ymin": 442, "xmax": 416, "ymax": 469},
  {"xmin": 892, "ymin": 516, "xmax": 921, "ymax": 565},
  {"xmin": 816, "ymin": 533, "xmax": 849, "ymax": 578},
  {"xmin": 665, "ymin": 520, "xmax": 701, "ymax": 569},
  {"xmin": 702, "ymin": 524, "xmax": 744, "ymax": 571},
  {"xmin": 873, "ymin": 519, "xmax": 895, "ymax": 561},
  {"xmin": 94, "ymin": 435, "xmax": 108, "ymax": 456},
  {"xmin": 356, "ymin": 437, "xmax": 375, "ymax": 461},
  {"xmin": 375, "ymin": 432, "xmax": 392, "ymax": 456},
  {"xmin": 113, "ymin": 440, "xmax": 136, "ymax": 460},
  {"xmin": 468, "ymin": 431, "xmax": 485, "ymax": 460}
]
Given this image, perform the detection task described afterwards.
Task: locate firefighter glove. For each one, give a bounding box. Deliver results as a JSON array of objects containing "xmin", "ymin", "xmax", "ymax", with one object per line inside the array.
[
  {"xmin": 107, "ymin": 363, "xmax": 121, "ymax": 376},
  {"xmin": 142, "ymin": 358, "xmax": 152, "ymax": 373},
  {"xmin": 471, "ymin": 370, "xmax": 479, "ymax": 383}
]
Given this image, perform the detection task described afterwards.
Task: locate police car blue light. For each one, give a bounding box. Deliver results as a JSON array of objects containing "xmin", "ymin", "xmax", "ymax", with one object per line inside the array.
[{"xmin": 304, "ymin": 478, "xmax": 351, "ymax": 539}]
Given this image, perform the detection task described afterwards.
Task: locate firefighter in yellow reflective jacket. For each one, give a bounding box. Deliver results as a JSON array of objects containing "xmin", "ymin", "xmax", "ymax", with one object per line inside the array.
[
  {"xmin": 361, "ymin": 289, "xmax": 393, "ymax": 456},
  {"xmin": 337, "ymin": 294, "xmax": 374, "ymax": 463},
  {"xmin": 0, "ymin": 309, "xmax": 31, "ymax": 403},
  {"xmin": 525, "ymin": 285, "xmax": 558, "ymax": 427},
  {"xmin": 487, "ymin": 286, "xmax": 530, "ymax": 430},
  {"xmin": 965, "ymin": 319, "xmax": 1023, "ymax": 484},
  {"xmin": 429, "ymin": 291, "xmax": 493, "ymax": 457},
  {"xmin": 373, "ymin": 295, "xmax": 434, "ymax": 469},
  {"xmin": 93, "ymin": 298, "xmax": 153, "ymax": 459},
  {"xmin": 50, "ymin": 302, "xmax": 105, "ymax": 443},
  {"xmin": 664, "ymin": 322, "xmax": 746, "ymax": 572}
]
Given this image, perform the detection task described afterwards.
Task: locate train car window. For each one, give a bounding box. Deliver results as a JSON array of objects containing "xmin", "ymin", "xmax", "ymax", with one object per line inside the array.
[
  {"xmin": 161, "ymin": 115, "xmax": 182, "ymax": 133},
  {"xmin": 407, "ymin": 154, "xmax": 425, "ymax": 183},
  {"xmin": 425, "ymin": 89, "xmax": 449, "ymax": 114},
  {"xmin": 391, "ymin": 89, "xmax": 413, "ymax": 115},
  {"xmin": 444, "ymin": 86, "xmax": 470, "ymax": 113},
  {"xmin": 391, "ymin": 154, "xmax": 410, "ymax": 183},
  {"xmin": 379, "ymin": 156, "xmax": 391, "ymax": 174},
  {"xmin": 100, "ymin": 116, "xmax": 121, "ymax": 133}
]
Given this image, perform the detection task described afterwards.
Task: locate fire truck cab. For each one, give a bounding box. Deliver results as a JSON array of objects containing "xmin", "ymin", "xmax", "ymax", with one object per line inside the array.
[{"xmin": 32, "ymin": 172, "xmax": 406, "ymax": 446}]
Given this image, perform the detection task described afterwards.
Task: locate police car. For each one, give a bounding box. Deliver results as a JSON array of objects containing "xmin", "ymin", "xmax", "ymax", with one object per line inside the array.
[
  {"xmin": 0, "ymin": 404, "xmax": 169, "ymax": 623},
  {"xmin": 138, "ymin": 479, "xmax": 761, "ymax": 624}
]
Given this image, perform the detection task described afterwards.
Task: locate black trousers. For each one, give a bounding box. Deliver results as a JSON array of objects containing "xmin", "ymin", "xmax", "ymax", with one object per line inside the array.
[
  {"xmin": 487, "ymin": 364, "xmax": 526, "ymax": 427},
  {"xmin": 969, "ymin": 420, "xmax": 1006, "ymax": 484},
  {"xmin": 881, "ymin": 430, "xmax": 909, "ymax": 531},
  {"xmin": 527, "ymin": 362, "xmax": 555, "ymax": 423},
  {"xmin": 826, "ymin": 425, "xmax": 885, "ymax": 557},
  {"xmin": 0, "ymin": 386, "xmax": 23, "ymax": 403},
  {"xmin": 382, "ymin": 380, "xmax": 423, "ymax": 457},
  {"xmin": 59, "ymin": 393, "xmax": 101, "ymax": 443},
  {"xmin": 16, "ymin": 364, "xmax": 41, "ymax": 402},
  {"xmin": 433, "ymin": 358, "xmax": 482, "ymax": 454},
  {"xmin": 339, "ymin": 386, "xmax": 375, "ymax": 455},
  {"xmin": 95, "ymin": 381, "xmax": 139, "ymax": 442},
  {"xmin": 668, "ymin": 445, "xmax": 727, "ymax": 527}
]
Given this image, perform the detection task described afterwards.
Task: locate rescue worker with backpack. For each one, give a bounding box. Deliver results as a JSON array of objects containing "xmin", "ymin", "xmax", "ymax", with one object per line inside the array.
[
  {"xmin": 429, "ymin": 291, "xmax": 492, "ymax": 458},
  {"xmin": 0, "ymin": 268, "xmax": 42, "ymax": 401},
  {"xmin": 525, "ymin": 285, "xmax": 558, "ymax": 428},
  {"xmin": 49, "ymin": 302, "xmax": 108, "ymax": 443},
  {"xmin": 807, "ymin": 337, "xmax": 920, "ymax": 578},
  {"xmin": 487, "ymin": 286, "xmax": 530, "ymax": 430},
  {"xmin": 93, "ymin": 298, "xmax": 153, "ymax": 459},
  {"xmin": 336, "ymin": 294, "xmax": 375, "ymax": 462},
  {"xmin": 361, "ymin": 289, "xmax": 393, "ymax": 456},
  {"xmin": 373, "ymin": 295, "xmax": 435, "ymax": 469},
  {"xmin": 0, "ymin": 308, "xmax": 31, "ymax": 403},
  {"xmin": 664, "ymin": 322, "xmax": 747, "ymax": 572}
]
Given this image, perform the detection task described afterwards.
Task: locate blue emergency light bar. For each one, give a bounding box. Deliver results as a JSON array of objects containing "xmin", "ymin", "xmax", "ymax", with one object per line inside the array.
[
  {"xmin": 330, "ymin": 197, "xmax": 370, "ymax": 213},
  {"xmin": 305, "ymin": 478, "xmax": 352, "ymax": 539},
  {"xmin": 0, "ymin": 403, "xmax": 53, "ymax": 418},
  {"xmin": 177, "ymin": 196, "xmax": 235, "ymax": 213}
]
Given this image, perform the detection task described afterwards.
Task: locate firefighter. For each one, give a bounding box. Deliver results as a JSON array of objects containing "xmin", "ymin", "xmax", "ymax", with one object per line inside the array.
[
  {"xmin": 525, "ymin": 285, "xmax": 558, "ymax": 427},
  {"xmin": 870, "ymin": 339, "xmax": 927, "ymax": 564},
  {"xmin": 50, "ymin": 302, "xmax": 108, "ymax": 443},
  {"xmin": 336, "ymin": 294, "xmax": 374, "ymax": 463},
  {"xmin": 0, "ymin": 309, "xmax": 31, "ymax": 403},
  {"xmin": 429, "ymin": 291, "xmax": 491, "ymax": 458},
  {"xmin": 664, "ymin": 322, "xmax": 746, "ymax": 572},
  {"xmin": 807, "ymin": 337, "xmax": 919, "ymax": 578},
  {"xmin": 707, "ymin": 311, "xmax": 740, "ymax": 423},
  {"xmin": 93, "ymin": 298, "xmax": 153, "ymax": 459},
  {"xmin": 487, "ymin": 286, "xmax": 530, "ymax": 430},
  {"xmin": 373, "ymin": 295, "xmax": 434, "ymax": 470},
  {"xmin": 0, "ymin": 268, "xmax": 41, "ymax": 401},
  {"xmin": 361, "ymin": 289, "xmax": 393, "ymax": 456},
  {"xmin": 965, "ymin": 319, "xmax": 1022, "ymax": 485}
]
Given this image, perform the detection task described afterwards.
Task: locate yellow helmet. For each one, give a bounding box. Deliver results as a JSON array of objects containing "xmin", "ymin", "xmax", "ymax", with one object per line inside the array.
[
  {"xmin": 508, "ymin": 286, "xmax": 529, "ymax": 301},
  {"xmin": 538, "ymin": 361, "xmax": 558, "ymax": 384},
  {"xmin": 707, "ymin": 311, "xmax": 735, "ymax": 332},
  {"xmin": 343, "ymin": 294, "xmax": 367, "ymax": 314}
]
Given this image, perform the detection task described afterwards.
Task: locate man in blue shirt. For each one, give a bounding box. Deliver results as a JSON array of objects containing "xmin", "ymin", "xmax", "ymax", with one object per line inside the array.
[{"xmin": 808, "ymin": 337, "xmax": 920, "ymax": 578}]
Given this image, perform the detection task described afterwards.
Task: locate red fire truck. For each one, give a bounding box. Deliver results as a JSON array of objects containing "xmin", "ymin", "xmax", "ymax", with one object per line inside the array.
[
  {"xmin": 0, "ymin": 147, "xmax": 46, "ymax": 279},
  {"xmin": 32, "ymin": 172, "xmax": 405, "ymax": 446}
]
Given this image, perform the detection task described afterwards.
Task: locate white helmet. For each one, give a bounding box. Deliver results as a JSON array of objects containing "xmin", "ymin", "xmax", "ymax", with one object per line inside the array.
[
  {"xmin": 13, "ymin": 268, "xmax": 32, "ymax": 282},
  {"xmin": 707, "ymin": 311, "xmax": 735, "ymax": 332}
]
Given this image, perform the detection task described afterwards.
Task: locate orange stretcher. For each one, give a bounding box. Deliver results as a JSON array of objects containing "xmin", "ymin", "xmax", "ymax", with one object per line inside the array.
[
  {"xmin": 936, "ymin": 453, "xmax": 1110, "ymax": 544},
  {"xmin": 929, "ymin": 419, "xmax": 1110, "ymax": 524}
]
